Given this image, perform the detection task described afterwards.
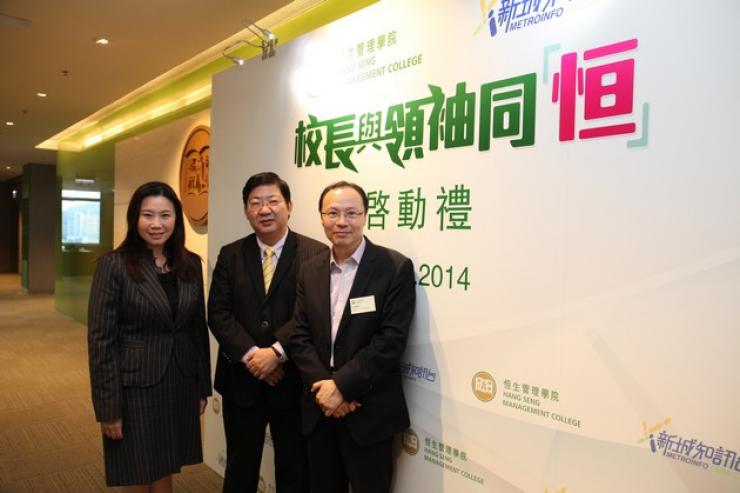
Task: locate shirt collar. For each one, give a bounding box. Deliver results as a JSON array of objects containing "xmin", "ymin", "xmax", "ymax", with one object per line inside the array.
[
  {"xmin": 330, "ymin": 236, "xmax": 366, "ymax": 268},
  {"xmin": 257, "ymin": 230, "xmax": 289, "ymax": 259}
]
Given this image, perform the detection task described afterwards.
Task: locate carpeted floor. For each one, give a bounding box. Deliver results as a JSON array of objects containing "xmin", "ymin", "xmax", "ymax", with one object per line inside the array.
[{"xmin": 0, "ymin": 274, "xmax": 223, "ymax": 492}]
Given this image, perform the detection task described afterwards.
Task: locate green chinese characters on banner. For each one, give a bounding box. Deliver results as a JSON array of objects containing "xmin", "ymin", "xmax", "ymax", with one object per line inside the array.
[
  {"xmin": 360, "ymin": 185, "xmax": 472, "ymax": 232},
  {"xmin": 293, "ymin": 74, "xmax": 536, "ymax": 172}
]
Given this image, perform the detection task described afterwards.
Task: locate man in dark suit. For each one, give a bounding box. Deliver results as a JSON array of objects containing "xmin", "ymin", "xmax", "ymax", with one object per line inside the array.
[
  {"xmin": 208, "ymin": 172, "xmax": 327, "ymax": 493},
  {"xmin": 290, "ymin": 181, "xmax": 416, "ymax": 493}
]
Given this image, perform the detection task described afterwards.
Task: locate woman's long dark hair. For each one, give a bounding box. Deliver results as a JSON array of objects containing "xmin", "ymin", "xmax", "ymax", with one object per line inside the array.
[{"xmin": 116, "ymin": 181, "xmax": 198, "ymax": 282}]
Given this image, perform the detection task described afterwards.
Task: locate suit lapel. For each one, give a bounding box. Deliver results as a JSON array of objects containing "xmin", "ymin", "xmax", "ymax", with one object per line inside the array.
[
  {"xmin": 134, "ymin": 256, "xmax": 174, "ymax": 327},
  {"xmin": 242, "ymin": 235, "xmax": 266, "ymax": 299},
  {"xmin": 314, "ymin": 253, "xmax": 332, "ymax": 342},
  {"xmin": 265, "ymin": 230, "xmax": 297, "ymax": 303},
  {"xmin": 336, "ymin": 239, "xmax": 377, "ymax": 338}
]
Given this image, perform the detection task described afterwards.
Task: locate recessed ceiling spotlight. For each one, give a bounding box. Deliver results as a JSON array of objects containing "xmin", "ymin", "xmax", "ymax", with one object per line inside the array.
[
  {"xmin": 5, "ymin": 121, "xmax": 14, "ymax": 126},
  {"xmin": 37, "ymin": 92, "xmax": 47, "ymax": 98},
  {"xmin": 94, "ymin": 37, "xmax": 109, "ymax": 45}
]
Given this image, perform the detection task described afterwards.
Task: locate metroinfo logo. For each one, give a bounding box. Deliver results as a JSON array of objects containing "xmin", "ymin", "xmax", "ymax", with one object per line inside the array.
[
  {"xmin": 639, "ymin": 418, "xmax": 740, "ymax": 476},
  {"xmin": 473, "ymin": 0, "xmax": 569, "ymax": 38}
]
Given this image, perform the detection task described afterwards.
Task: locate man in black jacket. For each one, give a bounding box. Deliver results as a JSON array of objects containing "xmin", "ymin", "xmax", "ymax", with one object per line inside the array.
[
  {"xmin": 209, "ymin": 172, "xmax": 327, "ymax": 493},
  {"xmin": 290, "ymin": 181, "xmax": 416, "ymax": 493}
]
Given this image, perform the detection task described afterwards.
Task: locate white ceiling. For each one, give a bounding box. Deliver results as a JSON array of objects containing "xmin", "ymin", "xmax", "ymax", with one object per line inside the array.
[{"xmin": 0, "ymin": 0, "xmax": 290, "ymax": 182}]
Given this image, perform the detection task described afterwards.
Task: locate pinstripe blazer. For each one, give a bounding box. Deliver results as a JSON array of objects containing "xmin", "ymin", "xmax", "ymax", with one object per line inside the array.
[{"xmin": 88, "ymin": 250, "xmax": 212, "ymax": 422}]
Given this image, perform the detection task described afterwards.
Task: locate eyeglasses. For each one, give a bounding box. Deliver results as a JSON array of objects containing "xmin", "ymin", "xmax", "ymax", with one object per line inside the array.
[
  {"xmin": 320, "ymin": 210, "xmax": 365, "ymax": 221},
  {"xmin": 247, "ymin": 198, "xmax": 283, "ymax": 210}
]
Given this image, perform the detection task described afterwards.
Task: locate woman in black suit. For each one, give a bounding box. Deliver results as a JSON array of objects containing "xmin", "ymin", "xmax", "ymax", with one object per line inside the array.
[{"xmin": 88, "ymin": 181, "xmax": 211, "ymax": 492}]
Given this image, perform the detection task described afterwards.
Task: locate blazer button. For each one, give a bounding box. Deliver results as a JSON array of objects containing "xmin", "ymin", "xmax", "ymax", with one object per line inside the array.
[
  {"xmin": 334, "ymin": 344, "xmax": 342, "ymax": 353},
  {"xmin": 261, "ymin": 321, "xmax": 269, "ymax": 328}
]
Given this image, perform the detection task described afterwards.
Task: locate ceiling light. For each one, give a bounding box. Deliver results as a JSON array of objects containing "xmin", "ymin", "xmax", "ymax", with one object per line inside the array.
[
  {"xmin": 5, "ymin": 165, "xmax": 11, "ymax": 170},
  {"xmin": 5, "ymin": 122, "xmax": 14, "ymax": 126},
  {"xmin": 37, "ymin": 92, "xmax": 47, "ymax": 98},
  {"xmin": 94, "ymin": 37, "xmax": 109, "ymax": 45}
]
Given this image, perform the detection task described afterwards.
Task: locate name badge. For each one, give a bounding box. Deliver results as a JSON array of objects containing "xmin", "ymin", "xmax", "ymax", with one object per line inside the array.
[{"xmin": 350, "ymin": 295, "xmax": 376, "ymax": 314}]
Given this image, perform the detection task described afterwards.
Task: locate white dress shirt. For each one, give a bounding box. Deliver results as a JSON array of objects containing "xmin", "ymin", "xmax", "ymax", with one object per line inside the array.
[
  {"xmin": 329, "ymin": 237, "xmax": 366, "ymax": 367},
  {"xmin": 243, "ymin": 231, "xmax": 289, "ymax": 363}
]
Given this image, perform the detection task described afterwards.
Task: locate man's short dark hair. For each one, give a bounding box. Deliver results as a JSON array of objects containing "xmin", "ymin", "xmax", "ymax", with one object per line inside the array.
[
  {"xmin": 318, "ymin": 181, "xmax": 369, "ymax": 212},
  {"xmin": 242, "ymin": 172, "xmax": 291, "ymax": 205}
]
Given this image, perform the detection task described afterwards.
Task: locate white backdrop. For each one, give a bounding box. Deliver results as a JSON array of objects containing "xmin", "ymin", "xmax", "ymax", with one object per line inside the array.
[{"xmin": 205, "ymin": 1, "xmax": 740, "ymax": 491}]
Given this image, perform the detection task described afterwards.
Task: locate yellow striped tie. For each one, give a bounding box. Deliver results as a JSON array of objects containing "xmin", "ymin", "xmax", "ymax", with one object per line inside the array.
[{"xmin": 262, "ymin": 247, "xmax": 275, "ymax": 292}]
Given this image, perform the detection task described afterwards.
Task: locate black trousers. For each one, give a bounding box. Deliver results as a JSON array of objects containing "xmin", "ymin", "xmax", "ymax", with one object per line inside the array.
[
  {"xmin": 222, "ymin": 397, "xmax": 309, "ymax": 493},
  {"xmin": 307, "ymin": 416, "xmax": 394, "ymax": 493}
]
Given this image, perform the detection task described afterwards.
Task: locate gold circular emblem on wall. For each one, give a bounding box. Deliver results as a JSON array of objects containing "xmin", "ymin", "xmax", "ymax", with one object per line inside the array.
[{"xmin": 179, "ymin": 125, "xmax": 210, "ymax": 225}]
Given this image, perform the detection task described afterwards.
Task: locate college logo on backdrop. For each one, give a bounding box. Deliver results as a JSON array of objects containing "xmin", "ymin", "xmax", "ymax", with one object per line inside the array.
[
  {"xmin": 402, "ymin": 428, "xmax": 420, "ymax": 455},
  {"xmin": 474, "ymin": 372, "xmax": 584, "ymax": 429},
  {"xmin": 179, "ymin": 125, "xmax": 210, "ymax": 225},
  {"xmin": 472, "ymin": 371, "xmax": 496, "ymax": 402},
  {"xmin": 474, "ymin": 0, "xmax": 567, "ymax": 38},
  {"xmin": 293, "ymin": 37, "xmax": 648, "ymax": 173},
  {"xmin": 419, "ymin": 431, "xmax": 485, "ymax": 486},
  {"xmin": 640, "ymin": 418, "xmax": 740, "ymax": 476}
]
